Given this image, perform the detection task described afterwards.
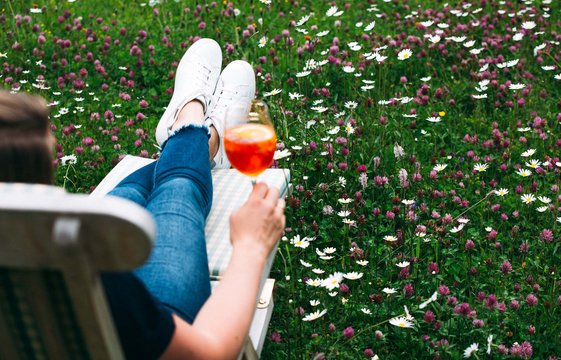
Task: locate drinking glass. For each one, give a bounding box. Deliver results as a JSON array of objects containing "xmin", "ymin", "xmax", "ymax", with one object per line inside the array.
[{"xmin": 223, "ymin": 99, "xmax": 277, "ymax": 185}]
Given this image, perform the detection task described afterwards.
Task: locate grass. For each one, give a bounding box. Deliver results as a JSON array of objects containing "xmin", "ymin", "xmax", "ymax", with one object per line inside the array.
[{"xmin": 2, "ymin": 0, "xmax": 561, "ymax": 358}]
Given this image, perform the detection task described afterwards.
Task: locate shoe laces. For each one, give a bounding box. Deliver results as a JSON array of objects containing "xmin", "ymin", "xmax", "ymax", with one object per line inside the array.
[
  {"xmin": 193, "ymin": 62, "xmax": 213, "ymax": 88},
  {"xmin": 212, "ymin": 85, "xmax": 238, "ymax": 117}
]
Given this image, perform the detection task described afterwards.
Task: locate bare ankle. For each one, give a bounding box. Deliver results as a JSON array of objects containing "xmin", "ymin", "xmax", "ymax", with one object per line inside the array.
[
  {"xmin": 171, "ymin": 100, "xmax": 205, "ymax": 131},
  {"xmin": 209, "ymin": 126, "xmax": 219, "ymax": 159}
]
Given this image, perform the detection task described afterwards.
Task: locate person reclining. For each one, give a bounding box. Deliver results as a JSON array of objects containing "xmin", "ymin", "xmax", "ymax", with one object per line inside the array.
[{"xmin": 0, "ymin": 38, "xmax": 285, "ymax": 359}]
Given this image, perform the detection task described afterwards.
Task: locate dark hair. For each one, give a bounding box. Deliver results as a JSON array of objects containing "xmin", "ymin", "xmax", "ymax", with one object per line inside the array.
[{"xmin": 0, "ymin": 90, "xmax": 54, "ymax": 184}]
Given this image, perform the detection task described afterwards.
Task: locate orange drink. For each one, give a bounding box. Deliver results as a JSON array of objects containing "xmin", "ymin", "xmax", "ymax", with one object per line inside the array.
[{"xmin": 224, "ymin": 123, "xmax": 277, "ymax": 177}]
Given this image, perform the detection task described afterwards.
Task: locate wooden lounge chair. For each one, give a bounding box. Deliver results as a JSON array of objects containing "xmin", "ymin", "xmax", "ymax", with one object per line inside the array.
[{"xmin": 0, "ymin": 156, "xmax": 290, "ymax": 359}]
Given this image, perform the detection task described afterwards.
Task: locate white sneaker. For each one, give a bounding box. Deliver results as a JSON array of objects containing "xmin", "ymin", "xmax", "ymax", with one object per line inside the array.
[
  {"xmin": 206, "ymin": 60, "xmax": 256, "ymax": 168},
  {"xmin": 155, "ymin": 38, "xmax": 222, "ymax": 146}
]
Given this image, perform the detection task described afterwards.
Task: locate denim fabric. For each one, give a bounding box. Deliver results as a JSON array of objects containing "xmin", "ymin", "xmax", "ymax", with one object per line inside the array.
[{"xmin": 109, "ymin": 125, "xmax": 212, "ymax": 323}]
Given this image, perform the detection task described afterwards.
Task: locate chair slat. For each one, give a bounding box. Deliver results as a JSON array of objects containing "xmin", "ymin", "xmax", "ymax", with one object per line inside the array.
[
  {"xmin": 0, "ymin": 190, "xmax": 155, "ymax": 271},
  {"xmin": 0, "ymin": 270, "xmax": 27, "ymax": 360}
]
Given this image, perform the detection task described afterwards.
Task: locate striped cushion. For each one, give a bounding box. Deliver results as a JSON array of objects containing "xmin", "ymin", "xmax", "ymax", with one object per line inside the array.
[{"xmin": 91, "ymin": 155, "xmax": 290, "ymax": 278}]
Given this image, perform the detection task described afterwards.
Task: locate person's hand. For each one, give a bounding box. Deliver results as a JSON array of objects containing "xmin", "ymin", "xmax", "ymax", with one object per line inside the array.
[{"xmin": 229, "ymin": 183, "xmax": 285, "ymax": 260}]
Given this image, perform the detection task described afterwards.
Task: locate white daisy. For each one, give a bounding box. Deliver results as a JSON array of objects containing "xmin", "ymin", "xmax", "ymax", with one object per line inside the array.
[
  {"xmin": 306, "ymin": 278, "xmax": 322, "ymax": 287},
  {"xmin": 419, "ymin": 291, "xmax": 438, "ymax": 309},
  {"xmin": 495, "ymin": 188, "xmax": 509, "ymax": 196},
  {"xmin": 343, "ymin": 272, "xmax": 363, "ymax": 280},
  {"xmin": 364, "ymin": 21, "xmax": 376, "ymax": 32},
  {"xmin": 300, "ymin": 259, "xmax": 312, "ymax": 267},
  {"xmin": 288, "ymin": 92, "xmax": 303, "ymax": 100},
  {"xmin": 538, "ymin": 196, "xmax": 551, "ymax": 204},
  {"xmin": 344, "ymin": 101, "xmax": 358, "ymax": 109},
  {"xmin": 325, "ymin": 128, "xmax": 339, "ymax": 137},
  {"xmin": 521, "ymin": 149, "xmax": 536, "ymax": 157},
  {"xmin": 473, "ymin": 163, "xmax": 489, "ymax": 172},
  {"xmin": 326, "ymin": 6, "xmax": 339, "ymax": 17},
  {"xmin": 447, "ymin": 36, "xmax": 467, "ymax": 42},
  {"xmin": 274, "ymin": 149, "xmax": 291, "ymax": 160},
  {"xmin": 302, "ymin": 309, "xmax": 327, "ymax": 321},
  {"xmin": 509, "ymin": 83, "xmax": 525, "ymax": 90},
  {"xmin": 396, "ymin": 261, "xmax": 410, "ymax": 268},
  {"xmin": 337, "ymin": 210, "xmax": 351, "ymax": 217},
  {"xmin": 296, "ymin": 70, "xmax": 311, "ymax": 78},
  {"xmin": 321, "ymin": 273, "xmax": 344, "ymax": 290},
  {"xmin": 375, "ymin": 53, "xmax": 388, "ymax": 63},
  {"xmin": 534, "ymin": 43, "xmax": 546, "ymax": 56},
  {"xmin": 525, "ymin": 159, "xmax": 541, "ymax": 168},
  {"xmin": 506, "ymin": 59, "xmax": 520, "ymax": 67},
  {"xmin": 263, "ymin": 88, "xmax": 282, "ymax": 97},
  {"xmin": 347, "ymin": 42, "xmax": 361, "ymax": 51},
  {"xmin": 323, "ymin": 247, "xmax": 336, "ymax": 254},
  {"xmin": 60, "ymin": 154, "xmax": 77, "ymax": 166},
  {"xmin": 389, "ymin": 316, "xmax": 413, "ymax": 328},
  {"xmin": 520, "ymin": 193, "xmax": 536, "ymax": 204},
  {"xmin": 397, "ymin": 49, "xmax": 413, "ymax": 60},
  {"xmin": 464, "ymin": 343, "xmax": 479, "ymax": 358},
  {"xmin": 450, "ymin": 224, "xmax": 465, "ymax": 233},
  {"xmin": 516, "ymin": 169, "xmax": 532, "ymax": 177},
  {"xmin": 428, "ymin": 35, "xmax": 441, "ymax": 43},
  {"xmin": 382, "ymin": 287, "xmax": 397, "ymax": 295},
  {"xmin": 383, "ymin": 235, "xmax": 398, "ymax": 242},
  {"xmin": 487, "ymin": 335, "xmax": 493, "ymax": 355},
  {"xmin": 513, "ymin": 33, "xmax": 524, "ymax": 41},
  {"xmin": 296, "ymin": 14, "xmax": 310, "ymax": 27},
  {"xmin": 291, "ymin": 235, "xmax": 310, "ymax": 249},
  {"xmin": 521, "ymin": 21, "xmax": 536, "ymax": 30},
  {"xmin": 311, "ymin": 106, "xmax": 328, "ymax": 113}
]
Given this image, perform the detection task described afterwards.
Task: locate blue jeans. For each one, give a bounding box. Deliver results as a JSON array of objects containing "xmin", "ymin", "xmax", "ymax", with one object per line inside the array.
[{"xmin": 109, "ymin": 125, "xmax": 212, "ymax": 323}]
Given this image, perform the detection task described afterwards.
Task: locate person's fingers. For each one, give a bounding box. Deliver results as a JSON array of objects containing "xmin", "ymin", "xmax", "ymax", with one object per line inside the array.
[
  {"xmin": 249, "ymin": 182, "xmax": 268, "ymax": 200},
  {"xmin": 275, "ymin": 211, "xmax": 286, "ymax": 234},
  {"xmin": 264, "ymin": 186, "xmax": 280, "ymax": 204},
  {"xmin": 280, "ymin": 215, "xmax": 286, "ymax": 232},
  {"xmin": 277, "ymin": 198, "xmax": 286, "ymax": 210}
]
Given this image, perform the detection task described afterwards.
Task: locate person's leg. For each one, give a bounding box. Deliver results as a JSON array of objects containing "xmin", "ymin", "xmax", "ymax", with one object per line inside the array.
[
  {"xmin": 135, "ymin": 100, "xmax": 214, "ymax": 323},
  {"xmin": 107, "ymin": 162, "xmax": 155, "ymax": 207}
]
